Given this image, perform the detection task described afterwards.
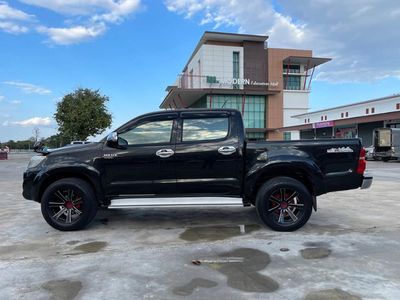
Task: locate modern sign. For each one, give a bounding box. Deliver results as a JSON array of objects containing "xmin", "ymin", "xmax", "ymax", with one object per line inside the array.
[
  {"xmin": 313, "ymin": 121, "xmax": 335, "ymax": 129},
  {"xmin": 220, "ymin": 78, "xmax": 279, "ymax": 87}
]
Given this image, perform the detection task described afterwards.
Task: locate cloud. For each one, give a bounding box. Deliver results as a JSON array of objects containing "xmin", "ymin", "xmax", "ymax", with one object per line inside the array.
[
  {"xmin": 0, "ymin": 1, "xmax": 34, "ymax": 20},
  {"xmin": 20, "ymin": 0, "xmax": 141, "ymax": 44},
  {"xmin": 0, "ymin": 21, "xmax": 28, "ymax": 34},
  {"xmin": 2, "ymin": 120, "xmax": 9, "ymax": 126},
  {"xmin": 10, "ymin": 100, "xmax": 21, "ymax": 104},
  {"xmin": 0, "ymin": 1, "xmax": 34, "ymax": 34},
  {"xmin": 0, "ymin": 95, "xmax": 4, "ymax": 101},
  {"xmin": 37, "ymin": 23, "xmax": 107, "ymax": 45},
  {"xmin": 165, "ymin": 0, "xmax": 400, "ymax": 83},
  {"xmin": 3, "ymin": 81, "xmax": 52, "ymax": 95},
  {"xmin": 12, "ymin": 117, "xmax": 52, "ymax": 127}
]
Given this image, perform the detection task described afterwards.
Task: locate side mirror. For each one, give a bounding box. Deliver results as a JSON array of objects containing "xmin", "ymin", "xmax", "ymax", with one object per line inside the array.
[
  {"xmin": 106, "ymin": 132, "xmax": 122, "ymax": 148},
  {"xmin": 106, "ymin": 132, "xmax": 118, "ymax": 143},
  {"xmin": 33, "ymin": 141, "xmax": 44, "ymax": 153}
]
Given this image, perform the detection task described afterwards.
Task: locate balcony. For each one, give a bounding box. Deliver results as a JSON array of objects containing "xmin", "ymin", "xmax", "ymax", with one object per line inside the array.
[{"xmin": 176, "ymin": 73, "xmax": 246, "ymax": 90}]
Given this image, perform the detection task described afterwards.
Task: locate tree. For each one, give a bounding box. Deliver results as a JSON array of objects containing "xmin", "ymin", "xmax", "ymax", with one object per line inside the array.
[{"xmin": 54, "ymin": 88, "xmax": 112, "ymax": 141}]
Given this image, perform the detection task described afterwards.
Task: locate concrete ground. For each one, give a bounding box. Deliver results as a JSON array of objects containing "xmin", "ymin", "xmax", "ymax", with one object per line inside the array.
[{"xmin": 1, "ymin": 153, "xmax": 400, "ymax": 300}]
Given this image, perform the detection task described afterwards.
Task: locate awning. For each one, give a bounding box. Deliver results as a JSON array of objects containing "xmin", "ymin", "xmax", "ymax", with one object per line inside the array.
[
  {"xmin": 282, "ymin": 56, "xmax": 331, "ymax": 70},
  {"xmin": 160, "ymin": 88, "xmax": 279, "ymax": 109}
]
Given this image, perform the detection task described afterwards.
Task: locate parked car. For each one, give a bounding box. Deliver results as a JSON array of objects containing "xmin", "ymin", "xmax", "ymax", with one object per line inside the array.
[
  {"xmin": 365, "ymin": 145, "xmax": 376, "ymax": 161},
  {"xmin": 23, "ymin": 109, "xmax": 372, "ymax": 231}
]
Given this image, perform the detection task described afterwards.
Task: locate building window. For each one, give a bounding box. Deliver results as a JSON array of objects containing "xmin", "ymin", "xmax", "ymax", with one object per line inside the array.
[
  {"xmin": 233, "ymin": 52, "xmax": 240, "ymax": 89},
  {"xmin": 397, "ymin": 103, "xmax": 400, "ymax": 110},
  {"xmin": 304, "ymin": 119, "xmax": 307, "ymax": 124},
  {"xmin": 366, "ymin": 108, "xmax": 369, "ymax": 114},
  {"xmin": 371, "ymin": 107, "xmax": 375, "ymax": 113},
  {"xmin": 345, "ymin": 112, "xmax": 349, "ymax": 117},
  {"xmin": 341, "ymin": 113, "xmax": 344, "ymax": 118},
  {"xmin": 193, "ymin": 94, "xmax": 266, "ymax": 130},
  {"xmin": 283, "ymin": 132, "xmax": 291, "ymax": 140},
  {"xmin": 321, "ymin": 116, "xmax": 323, "ymax": 121},
  {"xmin": 308, "ymin": 118, "xmax": 310, "ymax": 123},
  {"xmin": 284, "ymin": 75, "xmax": 301, "ymax": 90},
  {"xmin": 324, "ymin": 115, "xmax": 327, "ymax": 121},
  {"xmin": 283, "ymin": 64, "xmax": 300, "ymax": 74},
  {"xmin": 247, "ymin": 132, "xmax": 265, "ymax": 140}
]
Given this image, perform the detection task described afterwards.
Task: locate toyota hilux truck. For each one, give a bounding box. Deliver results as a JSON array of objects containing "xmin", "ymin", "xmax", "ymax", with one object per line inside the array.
[{"xmin": 23, "ymin": 109, "xmax": 372, "ymax": 231}]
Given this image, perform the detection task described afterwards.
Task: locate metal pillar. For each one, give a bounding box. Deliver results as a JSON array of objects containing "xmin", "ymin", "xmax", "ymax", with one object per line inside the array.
[
  {"xmin": 285, "ymin": 58, "xmax": 291, "ymax": 90},
  {"xmin": 307, "ymin": 67, "xmax": 315, "ymax": 90},
  {"xmin": 303, "ymin": 59, "xmax": 310, "ymax": 90}
]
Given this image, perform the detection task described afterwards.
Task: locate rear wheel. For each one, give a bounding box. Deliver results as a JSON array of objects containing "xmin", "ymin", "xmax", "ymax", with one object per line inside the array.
[
  {"xmin": 41, "ymin": 178, "xmax": 98, "ymax": 231},
  {"xmin": 256, "ymin": 177, "xmax": 313, "ymax": 231},
  {"xmin": 382, "ymin": 157, "xmax": 390, "ymax": 162}
]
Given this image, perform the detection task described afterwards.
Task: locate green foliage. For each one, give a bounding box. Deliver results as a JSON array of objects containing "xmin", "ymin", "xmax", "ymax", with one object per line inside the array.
[
  {"xmin": 42, "ymin": 134, "xmax": 66, "ymax": 148},
  {"xmin": 3, "ymin": 139, "xmax": 33, "ymax": 150},
  {"xmin": 54, "ymin": 88, "xmax": 112, "ymax": 141}
]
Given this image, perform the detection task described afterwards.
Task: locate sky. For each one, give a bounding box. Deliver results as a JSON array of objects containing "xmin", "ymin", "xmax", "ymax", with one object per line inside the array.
[{"xmin": 0, "ymin": 0, "xmax": 399, "ymax": 141}]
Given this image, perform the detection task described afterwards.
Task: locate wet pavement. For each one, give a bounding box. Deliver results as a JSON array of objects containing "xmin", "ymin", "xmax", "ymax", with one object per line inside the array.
[{"xmin": 1, "ymin": 153, "xmax": 400, "ymax": 299}]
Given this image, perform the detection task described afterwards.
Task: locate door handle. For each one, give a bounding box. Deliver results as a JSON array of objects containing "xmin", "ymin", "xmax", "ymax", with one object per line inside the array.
[
  {"xmin": 156, "ymin": 148, "xmax": 174, "ymax": 158},
  {"xmin": 218, "ymin": 146, "xmax": 236, "ymax": 155}
]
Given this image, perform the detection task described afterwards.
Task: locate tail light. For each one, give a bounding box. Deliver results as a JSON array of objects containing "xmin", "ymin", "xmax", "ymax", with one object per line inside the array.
[{"xmin": 357, "ymin": 147, "xmax": 366, "ymax": 174}]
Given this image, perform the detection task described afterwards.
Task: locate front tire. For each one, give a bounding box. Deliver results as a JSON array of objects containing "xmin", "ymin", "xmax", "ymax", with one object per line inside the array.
[
  {"xmin": 255, "ymin": 177, "xmax": 313, "ymax": 231},
  {"xmin": 41, "ymin": 178, "xmax": 98, "ymax": 231}
]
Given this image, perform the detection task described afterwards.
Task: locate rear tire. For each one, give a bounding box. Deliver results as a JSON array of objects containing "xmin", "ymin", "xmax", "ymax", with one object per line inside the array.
[
  {"xmin": 255, "ymin": 177, "xmax": 313, "ymax": 231},
  {"xmin": 382, "ymin": 157, "xmax": 390, "ymax": 162},
  {"xmin": 41, "ymin": 178, "xmax": 98, "ymax": 231}
]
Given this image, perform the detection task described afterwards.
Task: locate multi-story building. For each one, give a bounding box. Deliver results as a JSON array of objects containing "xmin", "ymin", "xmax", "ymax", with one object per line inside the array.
[
  {"xmin": 285, "ymin": 94, "xmax": 400, "ymax": 146},
  {"xmin": 159, "ymin": 31, "xmax": 330, "ymax": 140}
]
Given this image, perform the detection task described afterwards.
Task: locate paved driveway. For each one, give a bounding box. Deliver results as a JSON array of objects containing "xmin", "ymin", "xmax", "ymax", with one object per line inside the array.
[{"xmin": 1, "ymin": 154, "xmax": 399, "ymax": 299}]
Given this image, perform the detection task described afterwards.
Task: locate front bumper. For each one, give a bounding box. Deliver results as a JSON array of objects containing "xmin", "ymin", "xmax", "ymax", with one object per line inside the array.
[
  {"xmin": 22, "ymin": 170, "xmax": 38, "ymax": 201},
  {"xmin": 361, "ymin": 174, "xmax": 373, "ymax": 189}
]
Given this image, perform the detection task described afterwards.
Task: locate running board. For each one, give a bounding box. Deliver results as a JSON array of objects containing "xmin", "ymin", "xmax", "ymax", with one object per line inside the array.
[{"xmin": 108, "ymin": 197, "xmax": 244, "ymax": 209}]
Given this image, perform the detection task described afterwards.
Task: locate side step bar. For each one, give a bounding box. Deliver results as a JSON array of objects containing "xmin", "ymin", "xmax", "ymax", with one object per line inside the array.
[{"xmin": 108, "ymin": 197, "xmax": 244, "ymax": 209}]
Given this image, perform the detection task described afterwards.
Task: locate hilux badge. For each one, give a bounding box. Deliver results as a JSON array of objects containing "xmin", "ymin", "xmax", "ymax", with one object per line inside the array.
[{"xmin": 327, "ymin": 147, "xmax": 354, "ymax": 153}]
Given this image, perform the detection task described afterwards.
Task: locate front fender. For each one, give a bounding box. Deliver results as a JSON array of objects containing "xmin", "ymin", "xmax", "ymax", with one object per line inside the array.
[{"xmin": 33, "ymin": 163, "xmax": 104, "ymax": 204}]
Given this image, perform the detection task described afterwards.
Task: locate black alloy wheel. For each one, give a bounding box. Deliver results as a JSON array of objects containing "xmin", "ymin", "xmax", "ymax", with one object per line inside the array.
[
  {"xmin": 256, "ymin": 177, "xmax": 313, "ymax": 231},
  {"xmin": 41, "ymin": 178, "xmax": 98, "ymax": 231}
]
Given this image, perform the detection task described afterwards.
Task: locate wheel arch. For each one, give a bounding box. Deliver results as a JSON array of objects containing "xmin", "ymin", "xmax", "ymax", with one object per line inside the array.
[
  {"xmin": 36, "ymin": 168, "xmax": 105, "ymax": 205},
  {"xmin": 245, "ymin": 163, "xmax": 322, "ymax": 208}
]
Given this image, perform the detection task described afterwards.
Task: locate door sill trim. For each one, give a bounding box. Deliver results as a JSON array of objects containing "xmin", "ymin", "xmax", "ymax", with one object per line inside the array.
[{"xmin": 108, "ymin": 197, "xmax": 244, "ymax": 208}]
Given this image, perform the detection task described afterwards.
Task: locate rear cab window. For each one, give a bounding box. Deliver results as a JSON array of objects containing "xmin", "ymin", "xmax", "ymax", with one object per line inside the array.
[{"xmin": 182, "ymin": 117, "xmax": 229, "ymax": 142}]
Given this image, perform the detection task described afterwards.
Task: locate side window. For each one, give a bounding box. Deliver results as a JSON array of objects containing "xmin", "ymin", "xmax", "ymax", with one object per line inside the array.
[
  {"xmin": 119, "ymin": 120, "xmax": 173, "ymax": 145},
  {"xmin": 182, "ymin": 117, "xmax": 229, "ymax": 142}
]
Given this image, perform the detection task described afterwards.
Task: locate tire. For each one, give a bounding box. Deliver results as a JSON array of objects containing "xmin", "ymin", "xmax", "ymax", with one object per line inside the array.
[
  {"xmin": 41, "ymin": 178, "xmax": 98, "ymax": 231},
  {"xmin": 382, "ymin": 157, "xmax": 390, "ymax": 162},
  {"xmin": 255, "ymin": 177, "xmax": 313, "ymax": 232}
]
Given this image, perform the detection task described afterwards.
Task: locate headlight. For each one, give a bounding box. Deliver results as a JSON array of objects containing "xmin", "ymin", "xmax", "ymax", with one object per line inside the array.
[{"xmin": 27, "ymin": 155, "xmax": 46, "ymax": 169}]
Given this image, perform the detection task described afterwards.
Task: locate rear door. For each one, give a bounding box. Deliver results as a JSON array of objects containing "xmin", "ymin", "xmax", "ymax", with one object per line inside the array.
[{"xmin": 174, "ymin": 111, "xmax": 243, "ymax": 196}]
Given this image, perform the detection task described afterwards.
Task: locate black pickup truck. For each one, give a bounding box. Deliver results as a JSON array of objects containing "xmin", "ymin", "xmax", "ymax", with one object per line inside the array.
[{"xmin": 23, "ymin": 109, "xmax": 372, "ymax": 231}]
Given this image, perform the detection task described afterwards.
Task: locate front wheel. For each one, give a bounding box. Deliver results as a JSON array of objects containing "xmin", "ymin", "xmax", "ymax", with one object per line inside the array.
[
  {"xmin": 255, "ymin": 177, "xmax": 313, "ymax": 231},
  {"xmin": 41, "ymin": 178, "xmax": 98, "ymax": 231}
]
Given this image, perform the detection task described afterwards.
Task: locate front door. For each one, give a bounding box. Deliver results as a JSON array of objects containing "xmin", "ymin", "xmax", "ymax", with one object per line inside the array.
[
  {"xmin": 101, "ymin": 115, "xmax": 177, "ymax": 197},
  {"xmin": 174, "ymin": 112, "xmax": 243, "ymax": 196}
]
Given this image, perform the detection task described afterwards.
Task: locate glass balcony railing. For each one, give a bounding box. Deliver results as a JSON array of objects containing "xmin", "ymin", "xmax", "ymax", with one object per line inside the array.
[{"xmin": 176, "ymin": 74, "xmax": 246, "ymax": 90}]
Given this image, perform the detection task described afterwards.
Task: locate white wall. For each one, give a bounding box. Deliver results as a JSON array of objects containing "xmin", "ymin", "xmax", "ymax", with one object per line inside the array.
[
  {"xmin": 295, "ymin": 95, "xmax": 400, "ymax": 124},
  {"xmin": 184, "ymin": 44, "xmax": 244, "ymax": 89},
  {"xmin": 283, "ymin": 90, "xmax": 310, "ymax": 126}
]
